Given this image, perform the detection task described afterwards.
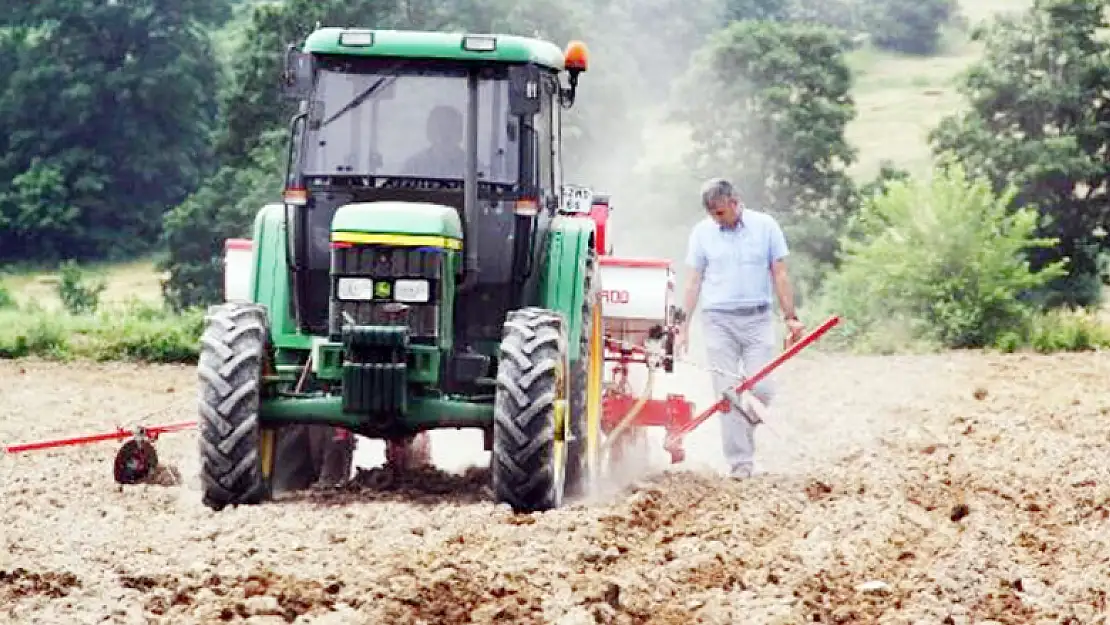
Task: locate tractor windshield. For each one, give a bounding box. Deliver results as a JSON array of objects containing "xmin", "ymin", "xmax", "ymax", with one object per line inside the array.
[{"xmin": 302, "ymin": 61, "xmax": 519, "ymax": 184}]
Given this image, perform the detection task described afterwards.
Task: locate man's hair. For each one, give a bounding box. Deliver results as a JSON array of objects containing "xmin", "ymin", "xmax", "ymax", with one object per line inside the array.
[
  {"xmin": 700, "ymin": 177, "xmax": 739, "ymax": 209},
  {"xmin": 427, "ymin": 104, "xmax": 463, "ymax": 144}
]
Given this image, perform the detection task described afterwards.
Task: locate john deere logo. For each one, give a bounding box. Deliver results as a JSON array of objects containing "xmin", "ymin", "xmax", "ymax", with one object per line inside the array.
[{"xmin": 375, "ymin": 281, "xmax": 391, "ymax": 299}]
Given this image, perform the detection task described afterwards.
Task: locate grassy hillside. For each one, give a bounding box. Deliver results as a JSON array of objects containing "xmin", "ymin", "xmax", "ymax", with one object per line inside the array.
[
  {"xmin": 0, "ymin": 0, "xmax": 1034, "ymax": 306},
  {"xmin": 1, "ymin": 258, "xmax": 166, "ymax": 311},
  {"xmin": 845, "ymin": 0, "xmax": 1033, "ymax": 180}
]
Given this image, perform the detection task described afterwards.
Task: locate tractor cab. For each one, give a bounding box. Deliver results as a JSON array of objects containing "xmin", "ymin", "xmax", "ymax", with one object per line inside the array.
[{"xmin": 277, "ymin": 28, "xmax": 588, "ymax": 393}]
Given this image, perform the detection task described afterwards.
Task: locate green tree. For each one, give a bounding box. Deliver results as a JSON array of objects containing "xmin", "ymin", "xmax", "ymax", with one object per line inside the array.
[
  {"xmin": 672, "ymin": 19, "xmax": 858, "ymax": 263},
  {"xmin": 725, "ymin": 0, "xmax": 789, "ymax": 21},
  {"xmin": 0, "ymin": 0, "xmax": 230, "ymax": 262},
  {"xmin": 865, "ymin": 0, "xmax": 957, "ymax": 55},
  {"xmin": 161, "ymin": 130, "xmax": 286, "ymax": 310},
  {"xmin": 784, "ymin": 0, "xmax": 866, "ymax": 34},
  {"xmin": 929, "ymin": 0, "xmax": 1110, "ymax": 306}
]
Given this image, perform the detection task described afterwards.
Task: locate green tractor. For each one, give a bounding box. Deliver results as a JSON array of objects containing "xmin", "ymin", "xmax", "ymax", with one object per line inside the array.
[{"xmin": 198, "ymin": 27, "xmax": 607, "ymax": 514}]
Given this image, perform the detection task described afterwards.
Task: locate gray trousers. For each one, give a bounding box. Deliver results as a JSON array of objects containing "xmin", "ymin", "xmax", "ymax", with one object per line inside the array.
[{"xmin": 701, "ymin": 308, "xmax": 777, "ymax": 474}]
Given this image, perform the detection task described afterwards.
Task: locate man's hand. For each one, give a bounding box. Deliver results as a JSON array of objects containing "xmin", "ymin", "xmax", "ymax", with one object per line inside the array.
[
  {"xmin": 771, "ymin": 258, "xmax": 803, "ymax": 348},
  {"xmin": 674, "ymin": 322, "xmax": 690, "ymax": 356},
  {"xmin": 784, "ymin": 317, "xmax": 805, "ymax": 349}
]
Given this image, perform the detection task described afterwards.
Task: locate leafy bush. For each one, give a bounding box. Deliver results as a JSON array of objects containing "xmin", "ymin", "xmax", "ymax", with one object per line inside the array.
[
  {"xmin": 0, "ymin": 299, "xmax": 204, "ymax": 363},
  {"xmin": 994, "ymin": 308, "xmax": 1110, "ymax": 354},
  {"xmin": 812, "ymin": 162, "xmax": 1067, "ymax": 351},
  {"xmin": 57, "ymin": 261, "xmax": 107, "ymax": 315}
]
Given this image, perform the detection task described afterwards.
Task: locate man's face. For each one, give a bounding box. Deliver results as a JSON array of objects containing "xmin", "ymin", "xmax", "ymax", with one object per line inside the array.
[{"xmin": 706, "ymin": 196, "xmax": 741, "ymax": 228}]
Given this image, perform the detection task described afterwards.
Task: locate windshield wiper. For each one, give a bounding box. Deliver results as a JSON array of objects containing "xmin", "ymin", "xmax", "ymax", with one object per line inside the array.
[{"xmin": 321, "ymin": 74, "xmax": 398, "ymax": 127}]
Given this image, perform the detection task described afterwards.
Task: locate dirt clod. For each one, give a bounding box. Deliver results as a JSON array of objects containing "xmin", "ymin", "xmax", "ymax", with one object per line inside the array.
[{"xmin": 1, "ymin": 569, "xmax": 80, "ymax": 601}]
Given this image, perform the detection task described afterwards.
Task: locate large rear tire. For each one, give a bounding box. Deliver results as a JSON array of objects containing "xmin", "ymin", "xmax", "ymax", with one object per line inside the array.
[
  {"xmin": 197, "ymin": 303, "xmax": 273, "ymax": 511},
  {"xmin": 491, "ymin": 307, "xmax": 570, "ymax": 513}
]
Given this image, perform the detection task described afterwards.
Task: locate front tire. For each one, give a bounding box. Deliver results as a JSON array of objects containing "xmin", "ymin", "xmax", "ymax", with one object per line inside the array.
[
  {"xmin": 197, "ymin": 303, "xmax": 272, "ymax": 511},
  {"xmin": 491, "ymin": 307, "xmax": 570, "ymax": 513}
]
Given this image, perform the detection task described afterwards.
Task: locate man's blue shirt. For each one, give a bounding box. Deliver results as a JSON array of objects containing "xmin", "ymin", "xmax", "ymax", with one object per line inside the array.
[{"xmin": 684, "ymin": 209, "xmax": 789, "ymax": 312}]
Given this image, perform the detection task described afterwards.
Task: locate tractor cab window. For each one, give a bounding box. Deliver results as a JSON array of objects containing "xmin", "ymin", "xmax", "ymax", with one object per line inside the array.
[
  {"xmin": 547, "ymin": 75, "xmax": 562, "ymax": 190},
  {"xmin": 302, "ymin": 60, "xmax": 519, "ymax": 185}
]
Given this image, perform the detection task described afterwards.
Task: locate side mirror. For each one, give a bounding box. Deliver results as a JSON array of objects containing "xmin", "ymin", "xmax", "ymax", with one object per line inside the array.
[
  {"xmin": 508, "ymin": 64, "xmax": 542, "ymax": 115},
  {"xmin": 281, "ymin": 45, "xmax": 314, "ymax": 100}
]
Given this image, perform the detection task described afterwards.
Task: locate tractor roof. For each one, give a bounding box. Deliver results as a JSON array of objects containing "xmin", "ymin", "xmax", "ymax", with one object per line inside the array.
[{"xmin": 302, "ymin": 28, "xmax": 567, "ymax": 71}]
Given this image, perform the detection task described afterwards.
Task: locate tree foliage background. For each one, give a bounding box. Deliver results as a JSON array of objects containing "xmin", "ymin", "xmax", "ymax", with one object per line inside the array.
[
  {"xmin": 0, "ymin": 0, "xmax": 232, "ymax": 263},
  {"xmin": 2, "ymin": 0, "xmax": 1108, "ymax": 352},
  {"xmin": 929, "ymin": 0, "xmax": 1110, "ymax": 307}
]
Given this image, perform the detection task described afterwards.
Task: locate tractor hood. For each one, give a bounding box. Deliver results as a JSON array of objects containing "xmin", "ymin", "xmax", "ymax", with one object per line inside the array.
[{"xmin": 331, "ymin": 201, "xmax": 463, "ymax": 242}]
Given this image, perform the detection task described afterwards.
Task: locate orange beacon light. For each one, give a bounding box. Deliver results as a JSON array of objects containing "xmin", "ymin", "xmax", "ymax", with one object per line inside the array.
[{"xmin": 564, "ymin": 40, "xmax": 589, "ymax": 72}]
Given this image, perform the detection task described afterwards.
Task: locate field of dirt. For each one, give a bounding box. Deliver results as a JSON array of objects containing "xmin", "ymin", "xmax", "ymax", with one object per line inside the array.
[{"xmin": 2, "ymin": 346, "xmax": 1110, "ymax": 624}]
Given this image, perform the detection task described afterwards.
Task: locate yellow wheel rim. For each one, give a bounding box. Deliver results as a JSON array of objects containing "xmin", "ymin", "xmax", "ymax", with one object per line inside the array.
[
  {"xmin": 259, "ymin": 348, "xmax": 276, "ymax": 482},
  {"xmin": 259, "ymin": 428, "xmax": 275, "ymax": 479},
  {"xmin": 586, "ymin": 294, "xmax": 604, "ymax": 482},
  {"xmin": 552, "ymin": 350, "xmax": 568, "ymax": 496}
]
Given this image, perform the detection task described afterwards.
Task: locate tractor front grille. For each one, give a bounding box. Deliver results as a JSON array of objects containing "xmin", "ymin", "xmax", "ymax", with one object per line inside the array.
[{"xmin": 328, "ymin": 244, "xmax": 442, "ymax": 343}]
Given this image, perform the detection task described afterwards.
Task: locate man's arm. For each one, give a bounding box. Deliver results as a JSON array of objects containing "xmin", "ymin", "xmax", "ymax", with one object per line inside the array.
[
  {"xmin": 681, "ymin": 226, "xmax": 706, "ymax": 322},
  {"xmin": 674, "ymin": 227, "xmax": 705, "ymax": 352},
  {"xmin": 771, "ymin": 260, "xmax": 796, "ymax": 320},
  {"xmin": 767, "ymin": 218, "xmax": 797, "ymax": 321},
  {"xmin": 682, "ymin": 267, "xmax": 702, "ymax": 322}
]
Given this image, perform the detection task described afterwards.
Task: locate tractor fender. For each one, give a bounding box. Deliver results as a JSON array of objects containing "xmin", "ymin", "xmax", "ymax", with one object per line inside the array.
[
  {"xmin": 247, "ymin": 202, "xmax": 303, "ymax": 346},
  {"xmin": 539, "ymin": 214, "xmax": 596, "ymax": 362}
]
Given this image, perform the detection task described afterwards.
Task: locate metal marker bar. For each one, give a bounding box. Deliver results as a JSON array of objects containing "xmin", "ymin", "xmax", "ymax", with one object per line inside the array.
[
  {"xmin": 3, "ymin": 421, "xmax": 197, "ymax": 454},
  {"xmin": 663, "ymin": 315, "xmax": 840, "ymax": 444}
]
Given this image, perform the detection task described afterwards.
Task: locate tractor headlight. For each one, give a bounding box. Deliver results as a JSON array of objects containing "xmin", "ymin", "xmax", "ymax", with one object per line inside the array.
[
  {"xmin": 393, "ymin": 278, "xmax": 430, "ymax": 303},
  {"xmin": 336, "ymin": 277, "xmax": 375, "ymax": 301}
]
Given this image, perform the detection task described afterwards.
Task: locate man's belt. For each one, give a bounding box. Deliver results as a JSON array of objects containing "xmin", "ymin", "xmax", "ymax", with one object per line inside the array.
[
  {"xmin": 704, "ymin": 303, "xmax": 770, "ymax": 316},
  {"xmin": 734, "ymin": 303, "xmax": 769, "ymax": 315}
]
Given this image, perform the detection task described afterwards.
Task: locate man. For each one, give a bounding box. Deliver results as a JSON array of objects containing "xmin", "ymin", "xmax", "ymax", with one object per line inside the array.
[
  {"xmin": 401, "ymin": 104, "xmax": 468, "ymax": 178},
  {"xmin": 675, "ymin": 178, "xmax": 804, "ymax": 479}
]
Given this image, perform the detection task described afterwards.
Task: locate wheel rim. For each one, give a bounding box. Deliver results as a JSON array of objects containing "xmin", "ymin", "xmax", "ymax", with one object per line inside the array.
[
  {"xmin": 585, "ymin": 294, "xmax": 604, "ymax": 484},
  {"xmin": 259, "ymin": 429, "xmax": 275, "ymax": 480},
  {"xmin": 553, "ymin": 354, "xmax": 568, "ymax": 502},
  {"xmin": 259, "ymin": 345, "xmax": 276, "ymax": 482}
]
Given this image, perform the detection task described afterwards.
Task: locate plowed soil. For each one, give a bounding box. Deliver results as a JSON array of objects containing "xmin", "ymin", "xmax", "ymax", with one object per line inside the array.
[{"xmin": 2, "ymin": 348, "xmax": 1109, "ymax": 624}]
